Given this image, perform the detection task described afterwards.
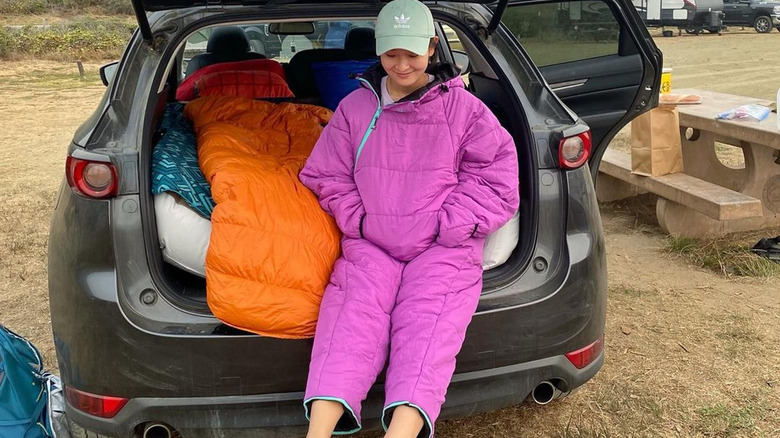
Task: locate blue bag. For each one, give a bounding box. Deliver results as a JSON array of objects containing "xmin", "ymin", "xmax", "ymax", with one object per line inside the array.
[
  {"xmin": 0, "ymin": 325, "xmax": 52, "ymax": 438},
  {"xmin": 311, "ymin": 60, "xmax": 376, "ymax": 110}
]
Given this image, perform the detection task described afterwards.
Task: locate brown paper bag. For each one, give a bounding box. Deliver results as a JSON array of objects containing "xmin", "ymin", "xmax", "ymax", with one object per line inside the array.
[{"xmin": 630, "ymin": 105, "xmax": 684, "ymax": 177}]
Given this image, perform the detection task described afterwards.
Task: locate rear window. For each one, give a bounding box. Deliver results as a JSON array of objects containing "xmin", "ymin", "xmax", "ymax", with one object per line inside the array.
[{"xmin": 181, "ymin": 20, "xmax": 376, "ymax": 76}]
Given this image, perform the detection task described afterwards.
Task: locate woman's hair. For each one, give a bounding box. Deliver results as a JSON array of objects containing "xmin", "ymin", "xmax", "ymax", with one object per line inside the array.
[{"xmin": 427, "ymin": 37, "xmax": 439, "ymax": 61}]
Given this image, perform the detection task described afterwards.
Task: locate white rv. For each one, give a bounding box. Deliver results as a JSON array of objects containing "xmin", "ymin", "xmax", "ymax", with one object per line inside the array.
[{"xmin": 633, "ymin": 0, "xmax": 724, "ymax": 32}]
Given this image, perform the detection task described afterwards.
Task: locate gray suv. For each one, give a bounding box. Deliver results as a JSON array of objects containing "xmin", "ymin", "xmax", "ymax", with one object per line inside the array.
[{"xmin": 48, "ymin": 1, "xmax": 661, "ymax": 437}]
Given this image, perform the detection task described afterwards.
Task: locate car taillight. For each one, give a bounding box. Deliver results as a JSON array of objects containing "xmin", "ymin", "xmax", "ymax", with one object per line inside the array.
[
  {"xmin": 683, "ymin": 0, "xmax": 696, "ymax": 7},
  {"xmin": 65, "ymin": 386, "xmax": 129, "ymax": 418},
  {"xmin": 565, "ymin": 334, "xmax": 604, "ymax": 369},
  {"xmin": 66, "ymin": 156, "xmax": 118, "ymax": 199},
  {"xmin": 558, "ymin": 130, "xmax": 592, "ymax": 170}
]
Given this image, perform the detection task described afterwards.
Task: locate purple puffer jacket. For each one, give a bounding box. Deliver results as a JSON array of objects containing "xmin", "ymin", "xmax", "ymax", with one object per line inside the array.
[{"xmin": 300, "ymin": 63, "xmax": 519, "ymax": 261}]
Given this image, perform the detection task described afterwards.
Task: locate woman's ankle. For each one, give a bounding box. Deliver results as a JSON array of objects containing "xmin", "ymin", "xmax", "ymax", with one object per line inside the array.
[
  {"xmin": 384, "ymin": 404, "xmax": 424, "ymax": 438},
  {"xmin": 306, "ymin": 399, "xmax": 345, "ymax": 438}
]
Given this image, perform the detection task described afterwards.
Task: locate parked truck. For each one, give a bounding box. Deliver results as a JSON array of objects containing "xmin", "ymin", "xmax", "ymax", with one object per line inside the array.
[{"xmin": 722, "ymin": 0, "xmax": 780, "ymax": 33}]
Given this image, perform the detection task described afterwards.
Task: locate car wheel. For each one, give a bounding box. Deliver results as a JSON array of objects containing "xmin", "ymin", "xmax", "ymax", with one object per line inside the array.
[{"xmin": 753, "ymin": 15, "xmax": 772, "ymax": 33}]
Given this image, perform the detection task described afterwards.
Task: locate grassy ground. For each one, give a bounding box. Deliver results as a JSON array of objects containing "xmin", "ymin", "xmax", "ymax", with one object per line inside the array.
[
  {"xmin": 0, "ymin": 61, "xmax": 105, "ymax": 371},
  {"xmin": 666, "ymin": 233, "xmax": 780, "ymax": 278}
]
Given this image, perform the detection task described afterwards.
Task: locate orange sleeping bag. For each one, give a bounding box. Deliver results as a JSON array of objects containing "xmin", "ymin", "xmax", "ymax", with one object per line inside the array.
[{"xmin": 185, "ymin": 96, "xmax": 341, "ymax": 338}]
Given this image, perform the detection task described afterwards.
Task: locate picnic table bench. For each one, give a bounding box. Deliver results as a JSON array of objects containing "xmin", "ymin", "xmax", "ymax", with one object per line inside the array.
[{"xmin": 598, "ymin": 88, "xmax": 779, "ymax": 237}]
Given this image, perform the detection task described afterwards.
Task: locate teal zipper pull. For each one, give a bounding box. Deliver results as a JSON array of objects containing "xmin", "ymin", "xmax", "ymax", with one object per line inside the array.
[{"xmin": 354, "ymin": 77, "xmax": 383, "ymax": 171}]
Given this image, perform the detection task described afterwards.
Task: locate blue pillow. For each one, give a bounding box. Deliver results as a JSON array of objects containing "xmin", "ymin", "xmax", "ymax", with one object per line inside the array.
[{"xmin": 311, "ymin": 60, "xmax": 376, "ymax": 110}]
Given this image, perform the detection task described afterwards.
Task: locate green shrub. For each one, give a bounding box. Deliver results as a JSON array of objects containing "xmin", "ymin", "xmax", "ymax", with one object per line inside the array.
[
  {"xmin": 102, "ymin": 0, "xmax": 134, "ymax": 14},
  {"xmin": 0, "ymin": 0, "xmax": 134, "ymax": 14},
  {"xmin": 0, "ymin": 0, "xmax": 47, "ymax": 14},
  {"xmin": 0, "ymin": 27, "xmax": 11, "ymax": 58},
  {"xmin": 1, "ymin": 19, "xmax": 134, "ymax": 60},
  {"xmin": 52, "ymin": 0, "xmax": 133, "ymax": 13}
]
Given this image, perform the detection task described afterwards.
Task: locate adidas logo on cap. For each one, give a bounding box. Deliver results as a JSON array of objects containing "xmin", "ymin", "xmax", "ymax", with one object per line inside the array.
[{"xmin": 394, "ymin": 14, "xmax": 411, "ymax": 29}]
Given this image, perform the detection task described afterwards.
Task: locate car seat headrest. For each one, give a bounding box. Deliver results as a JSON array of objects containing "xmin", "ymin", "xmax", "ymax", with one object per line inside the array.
[
  {"xmin": 344, "ymin": 28, "xmax": 376, "ymax": 59},
  {"xmin": 207, "ymin": 26, "xmax": 251, "ymax": 55}
]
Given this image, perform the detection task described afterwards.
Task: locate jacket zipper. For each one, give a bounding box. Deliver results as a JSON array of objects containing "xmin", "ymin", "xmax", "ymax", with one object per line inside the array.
[{"xmin": 353, "ymin": 78, "xmax": 383, "ymax": 170}]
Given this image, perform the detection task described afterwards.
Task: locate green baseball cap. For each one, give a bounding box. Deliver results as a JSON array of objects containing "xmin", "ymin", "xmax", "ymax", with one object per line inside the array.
[{"xmin": 375, "ymin": 0, "xmax": 435, "ymax": 56}]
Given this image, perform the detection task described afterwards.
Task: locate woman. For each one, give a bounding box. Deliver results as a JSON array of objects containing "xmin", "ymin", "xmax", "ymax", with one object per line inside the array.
[{"xmin": 299, "ymin": 1, "xmax": 520, "ymax": 436}]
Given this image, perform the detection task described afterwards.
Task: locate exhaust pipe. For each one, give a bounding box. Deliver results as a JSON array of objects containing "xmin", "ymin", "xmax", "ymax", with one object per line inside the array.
[
  {"xmin": 142, "ymin": 423, "xmax": 173, "ymax": 438},
  {"xmin": 531, "ymin": 381, "xmax": 561, "ymax": 405}
]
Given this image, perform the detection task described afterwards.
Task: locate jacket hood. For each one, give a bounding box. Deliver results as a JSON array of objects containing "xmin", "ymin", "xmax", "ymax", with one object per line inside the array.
[{"xmin": 359, "ymin": 62, "xmax": 463, "ymax": 105}]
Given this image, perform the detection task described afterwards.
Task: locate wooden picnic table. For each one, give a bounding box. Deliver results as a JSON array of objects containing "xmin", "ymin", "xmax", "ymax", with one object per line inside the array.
[{"xmin": 598, "ymin": 88, "xmax": 780, "ymax": 237}]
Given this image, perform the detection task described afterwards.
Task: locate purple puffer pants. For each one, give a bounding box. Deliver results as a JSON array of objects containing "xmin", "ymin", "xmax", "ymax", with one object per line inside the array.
[
  {"xmin": 304, "ymin": 237, "xmax": 483, "ymax": 436},
  {"xmin": 299, "ymin": 64, "xmax": 519, "ymax": 437}
]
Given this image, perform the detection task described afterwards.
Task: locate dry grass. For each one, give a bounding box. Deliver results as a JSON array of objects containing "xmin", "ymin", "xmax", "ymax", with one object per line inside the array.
[
  {"xmin": 666, "ymin": 234, "xmax": 780, "ymax": 278},
  {"xmin": 1, "ymin": 66, "xmax": 101, "ymax": 88},
  {"xmin": 0, "ymin": 59, "xmax": 103, "ymax": 89}
]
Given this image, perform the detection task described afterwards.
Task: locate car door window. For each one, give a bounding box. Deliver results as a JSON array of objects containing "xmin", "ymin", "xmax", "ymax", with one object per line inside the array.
[
  {"xmin": 502, "ymin": 1, "xmax": 621, "ymax": 67},
  {"xmin": 499, "ymin": 0, "xmax": 660, "ymax": 174}
]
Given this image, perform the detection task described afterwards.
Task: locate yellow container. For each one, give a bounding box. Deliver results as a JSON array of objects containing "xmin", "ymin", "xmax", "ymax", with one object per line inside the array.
[{"xmin": 660, "ymin": 67, "xmax": 672, "ymax": 94}]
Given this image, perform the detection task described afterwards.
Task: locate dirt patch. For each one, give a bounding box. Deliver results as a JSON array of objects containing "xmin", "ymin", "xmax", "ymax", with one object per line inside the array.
[
  {"xmin": 651, "ymin": 31, "xmax": 780, "ymax": 102},
  {"xmin": 1, "ymin": 29, "xmax": 779, "ymax": 437}
]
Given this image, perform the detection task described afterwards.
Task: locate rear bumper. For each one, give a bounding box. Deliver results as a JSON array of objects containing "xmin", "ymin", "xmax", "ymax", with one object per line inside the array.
[{"xmin": 67, "ymin": 351, "xmax": 603, "ymax": 438}]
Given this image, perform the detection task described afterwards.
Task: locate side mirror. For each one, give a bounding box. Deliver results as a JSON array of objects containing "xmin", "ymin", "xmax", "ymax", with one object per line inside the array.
[
  {"xmin": 452, "ymin": 50, "xmax": 471, "ymax": 75},
  {"xmin": 99, "ymin": 61, "xmax": 119, "ymax": 87}
]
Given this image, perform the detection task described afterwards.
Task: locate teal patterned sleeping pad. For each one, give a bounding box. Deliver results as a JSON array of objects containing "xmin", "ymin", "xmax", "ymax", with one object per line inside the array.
[{"xmin": 151, "ymin": 103, "xmax": 215, "ymax": 218}]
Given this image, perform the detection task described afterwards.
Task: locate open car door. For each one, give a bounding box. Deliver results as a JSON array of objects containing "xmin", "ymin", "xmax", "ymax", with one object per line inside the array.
[{"xmin": 499, "ymin": 0, "xmax": 662, "ymax": 180}]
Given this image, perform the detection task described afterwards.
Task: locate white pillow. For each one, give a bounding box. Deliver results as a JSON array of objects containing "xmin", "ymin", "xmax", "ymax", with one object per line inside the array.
[
  {"xmin": 154, "ymin": 192, "xmax": 210, "ymax": 277},
  {"xmin": 482, "ymin": 212, "xmax": 520, "ymax": 270}
]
